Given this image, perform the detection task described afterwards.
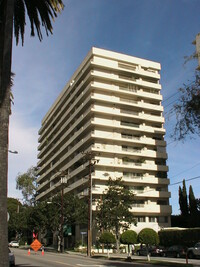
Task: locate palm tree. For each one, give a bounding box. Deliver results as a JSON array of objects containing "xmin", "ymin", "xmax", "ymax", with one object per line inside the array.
[{"xmin": 0, "ymin": 1, "xmax": 64, "ymax": 266}]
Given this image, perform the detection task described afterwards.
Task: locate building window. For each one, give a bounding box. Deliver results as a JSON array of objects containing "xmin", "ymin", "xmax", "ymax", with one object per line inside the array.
[
  {"xmin": 157, "ymin": 200, "xmax": 167, "ymax": 205},
  {"xmin": 156, "ymin": 172, "xmax": 167, "ymax": 178},
  {"xmin": 149, "ymin": 216, "xmax": 157, "ymax": 222},
  {"xmin": 118, "ymin": 62, "xmax": 137, "ymax": 71},
  {"xmin": 122, "ymin": 145, "xmax": 141, "ymax": 153},
  {"xmin": 129, "ymin": 186, "xmax": 144, "ymax": 193},
  {"xmin": 137, "ymin": 216, "xmax": 146, "ymax": 222},
  {"xmin": 132, "ymin": 200, "xmax": 145, "ymax": 207},
  {"xmin": 122, "ymin": 158, "xmax": 143, "ymax": 166},
  {"xmin": 123, "ymin": 172, "xmax": 143, "ymax": 178}
]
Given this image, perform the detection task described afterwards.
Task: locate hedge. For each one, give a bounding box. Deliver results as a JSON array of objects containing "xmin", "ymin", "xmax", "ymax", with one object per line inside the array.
[{"xmin": 159, "ymin": 228, "xmax": 200, "ymax": 247}]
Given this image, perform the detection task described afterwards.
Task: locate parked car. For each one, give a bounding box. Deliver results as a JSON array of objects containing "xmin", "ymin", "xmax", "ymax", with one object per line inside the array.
[
  {"xmin": 163, "ymin": 245, "xmax": 187, "ymax": 258},
  {"xmin": 187, "ymin": 242, "xmax": 200, "ymax": 259},
  {"xmin": 150, "ymin": 246, "xmax": 165, "ymax": 256},
  {"xmin": 137, "ymin": 246, "xmax": 164, "ymax": 256},
  {"xmin": 9, "ymin": 248, "xmax": 15, "ymax": 266},
  {"xmin": 9, "ymin": 241, "xmax": 19, "ymax": 248}
]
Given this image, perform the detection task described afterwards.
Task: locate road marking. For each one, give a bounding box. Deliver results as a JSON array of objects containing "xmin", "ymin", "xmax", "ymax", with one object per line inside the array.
[{"xmin": 40, "ymin": 258, "xmax": 76, "ymax": 266}]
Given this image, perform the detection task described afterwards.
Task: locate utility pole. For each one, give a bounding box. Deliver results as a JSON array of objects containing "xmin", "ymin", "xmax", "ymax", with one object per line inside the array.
[
  {"xmin": 60, "ymin": 174, "xmax": 67, "ymax": 253},
  {"xmin": 87, "ymin": 157, "xmax": 92, "ymax": 257},
  {"xmin": 82, "ymin": 151, "xmax": 99, "ymax": 257}
]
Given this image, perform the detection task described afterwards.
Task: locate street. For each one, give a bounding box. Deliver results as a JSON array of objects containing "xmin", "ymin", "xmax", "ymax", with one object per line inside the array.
[{"xmin": 12, "ymin": 248, "xmax": 200, "ymax": 267}]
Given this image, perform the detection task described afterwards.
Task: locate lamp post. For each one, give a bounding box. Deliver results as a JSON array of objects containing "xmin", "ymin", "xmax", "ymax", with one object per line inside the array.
[
  {"xmin": 47, "ymin": 173, "xmax": 67, "ymax": 253},
  {"xmin": 8, "ymin": 150, "xmax": 18, "ymax": 154},
  {"xmin": 16, "ymin": 198, "xmax": 23, "ymax": 213}
]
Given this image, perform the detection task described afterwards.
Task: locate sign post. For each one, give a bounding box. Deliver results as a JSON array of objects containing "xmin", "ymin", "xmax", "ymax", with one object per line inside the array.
[
  {"xmin": 30, "ymin": 239, "xmax": 42, "ymax": 252},
  {"xmin": 81, "ymin": 232, "xmax": 87, "ymax": 246}
]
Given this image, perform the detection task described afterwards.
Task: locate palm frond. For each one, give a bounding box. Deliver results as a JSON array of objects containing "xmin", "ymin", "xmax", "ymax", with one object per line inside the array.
[
  {"xmin": 13, "ymin": 0, "xmax": 64, "ymax": 45},
  {"xmin": 24, "ymin": 0, "xmax": 43, "ymax": 40},
  {"xmin": 14, "ymin": 0, "xmax": 26, "ymax": 45}
]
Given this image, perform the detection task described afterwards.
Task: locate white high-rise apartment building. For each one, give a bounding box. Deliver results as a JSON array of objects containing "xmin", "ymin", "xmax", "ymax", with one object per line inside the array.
[{"xmin": 36, "ymin": 47, "xmax": 171, "ymax": 233}]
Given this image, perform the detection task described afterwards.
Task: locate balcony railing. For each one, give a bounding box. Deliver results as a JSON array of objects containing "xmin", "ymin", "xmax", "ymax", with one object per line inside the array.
[
  {"xmin": 120, "ymin": 109, "xmax": 138, "ymax": 116},
  {"xmin": 120, "ymin": 97, "xmax": 138, "ymax": 104},
  {"xmin": 121, "ymin": 121, "xmax": 140, "ymax": 128},
  {"xmin": 121, "ymin": 134, "xmax": 140, "ymax": 140},
  {"xmin": 122, "ymin": 147, "xmax": 141, "ymax": 153}
]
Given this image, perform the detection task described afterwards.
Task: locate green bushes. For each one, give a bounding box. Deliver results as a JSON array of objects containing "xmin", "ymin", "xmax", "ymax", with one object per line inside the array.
[
  {"xmin": 99, "ymin": 232, "xmax": 116, "ymax": 257},
  {"xmin": 99, "ymin": 227, "xmax": 200, "ymax": 252},
  {"xmin": 159, "ymin": 228, "xmax": 200, "ymax": 247},
  {"xmin": 120, "ymin": 230, "xmax": 137, "ymax": 245},
  {"xmin": 138, "ymin": 228, "xmax": 159, "ymax": 246},
  {"xmin": 120, "ymin": 230, "xmax": 137, "ymax": 256},
  {"xmin": 99, "ymin": 228, "xmax": 159, "ymax": 251},
  {"xmin": 99, "ymin": 231, "xmax": 116, "ymax": 246}
]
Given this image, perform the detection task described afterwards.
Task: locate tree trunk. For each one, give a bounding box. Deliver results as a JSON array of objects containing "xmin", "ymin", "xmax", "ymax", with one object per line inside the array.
[
  {"xmin": 115, "ymin": 225, "xmax": 120, "ymax": 252},
  {"xmin": 0, "ymin": 1, "xmax": 14, "ymax": 266},
  {"xmin": 107, "ymin": 244, "xmax": 110, "ymax": 258}
]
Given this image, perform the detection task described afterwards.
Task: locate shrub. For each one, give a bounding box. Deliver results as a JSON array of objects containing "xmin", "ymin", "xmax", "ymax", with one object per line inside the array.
[
  {"xmin": 99, "ymin": 231, "xmax": 116, "ymax": 246},
  {"xmin": 138, "ymin": 228, "xmax": 159, "ymax": 246},
  {"xmin": 120, "ymin": 230, "xmax": 137, "ymax": 245},
  {"xmin": 159, "ymin": 228, "xmax": 200, "ymax": 247}
]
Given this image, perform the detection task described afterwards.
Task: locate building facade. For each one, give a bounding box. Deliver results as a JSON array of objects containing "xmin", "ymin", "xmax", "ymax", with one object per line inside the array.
[{"xmin": 36, "ymin": 47, "xmax": 171, "ymax": 236}]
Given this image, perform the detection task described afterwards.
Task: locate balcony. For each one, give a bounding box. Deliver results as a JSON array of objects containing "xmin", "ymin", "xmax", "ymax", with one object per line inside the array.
[{"xmin": 131, "ymin": 204, "xmax": 172, "ymax": 214}]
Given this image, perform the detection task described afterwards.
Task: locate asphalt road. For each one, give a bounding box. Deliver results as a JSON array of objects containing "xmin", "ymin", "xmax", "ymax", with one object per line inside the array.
[{"xmin": 12, "ymin": 248, "xmax": 200, "ymax": 267}]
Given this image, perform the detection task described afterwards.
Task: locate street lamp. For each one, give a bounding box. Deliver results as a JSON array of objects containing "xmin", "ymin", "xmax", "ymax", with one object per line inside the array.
[
  {"xmin": 8, "ymin": 150, "xmax": 18, "ymax": 154},
  {"xmin": 47, "ymin": 173, "xmax": 68, "ymax": 253},
  {"xmin": 17, "ymin": 198, "xmax": 23, "ymax": 213}
]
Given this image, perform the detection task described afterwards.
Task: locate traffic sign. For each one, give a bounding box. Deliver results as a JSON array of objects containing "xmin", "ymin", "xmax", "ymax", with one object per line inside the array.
[{"xmin": 30, "ymin": 239, "xmax": 42, "ymax": 252}]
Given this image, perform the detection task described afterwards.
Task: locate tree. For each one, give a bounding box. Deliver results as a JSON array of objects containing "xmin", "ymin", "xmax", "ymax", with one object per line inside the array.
[
  {"xmin": 0, "ymin": 1, "xmax": 64, "ymax": 265},
  {"xmin": 179, "ymin": 179, "xmax": 189, "ymax": 217},
  {"xmin": 120, "ymin": 230, "xmax": 137, "ymax": 258},
  {"xmin": 172, "ymin": 40, "xmax": 200, "ymax": 141},
  {"xmin": 40, "ymin": 193, "xmax": 87, "ymax": 250},
  {"xmin": 7, "ymin": 198, "xmax": 22, "ymax": 241},
  {"xmin": 137, "ymin": 228, "xmax": 159, "ymax": 261},
  {"xmin": 138, "ymin": 228, "xmax": 159, "ymax": 246},
  {"xmin": 16, "ymin": 166, "xmax": 38, "ymax": 205},
  {"xmin": 173, "ymin": 73, "xmax": 200, "ymax": 140},
  {"xmin": 178, "ymin": 186, "xmax": 184, "ymax": 215},
  {"xmin": 174, "ymin": 182, "xmax": 200, "ymax": 228},
  {"xmin": 7, "ymin": 198, "xmax": 34, "ymax": 244},
  {"xmin": 96, "ymin": 177, "xmax": 136, "ymax": 252},
  {"xmin": 99, "ymin": 232, "xmax": 116, "ymax": 258},
  {"xmin": 189, "ymin": 185, "xmax": 198, "ymax": 216}
]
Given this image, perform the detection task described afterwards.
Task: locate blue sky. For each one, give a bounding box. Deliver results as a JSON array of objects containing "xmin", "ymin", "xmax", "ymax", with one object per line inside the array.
[{"xmin": 8, "ymin": 0, "xmax": 200, "ymax": 215}]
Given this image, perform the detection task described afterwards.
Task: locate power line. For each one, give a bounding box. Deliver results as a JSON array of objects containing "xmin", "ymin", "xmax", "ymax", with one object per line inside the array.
[
  {"xmin": 169, "ymin": 175, "xmax": 200, "ymax": 186},
  {"xmin": 164, "ymin": 99, "xmax": 179, "ymax": 111},
  {"xmin": 166, "ymin": 140, "xmax": 177, "ymax": 146},
  {"xmin": 170, "ymin": 161, "xmax": 200, "ymax": 179},
  {"xmin": 162, "ymin": 91, "xmax": 180, "ymax": 104},
  {"xmin": 129, "ymin": 175, "xmax": 200, "ymax": 197}
]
